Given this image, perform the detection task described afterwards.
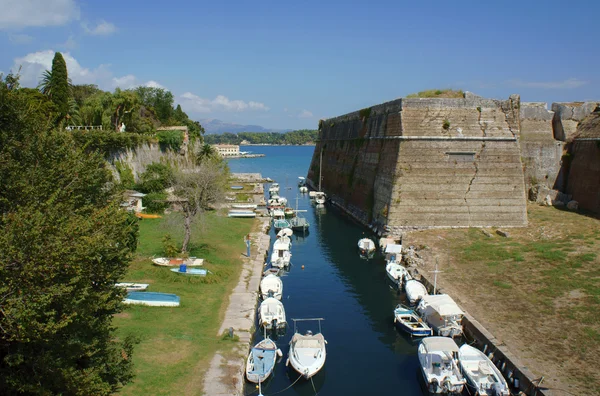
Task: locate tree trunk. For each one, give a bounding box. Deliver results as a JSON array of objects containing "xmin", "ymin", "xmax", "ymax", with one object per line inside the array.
[{"xmin": 181, "ymin": 212, "xmax": 192, "ymax": 253}]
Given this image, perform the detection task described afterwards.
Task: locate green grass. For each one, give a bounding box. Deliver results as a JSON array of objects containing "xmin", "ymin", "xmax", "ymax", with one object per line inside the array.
[
  {"xmin": 406, "ymin": 89, "xmax": 464, "ymax": 98},
  {"xmin": 114, "ymin": 211, "xmax": 255, "ymax": 395}
]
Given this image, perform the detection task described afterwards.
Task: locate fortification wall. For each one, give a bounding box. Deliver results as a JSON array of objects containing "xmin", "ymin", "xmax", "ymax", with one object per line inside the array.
[
  {"xmin": 307, "ymin": 93, "xmax": 528, "ymax": 233},
  {"xmin": 552, "ymin": 102, "xmax": 599, "ymax": 141},
  {"xmin": 519, "ymin": 102, "xmax": 563, "ymax": 192}
]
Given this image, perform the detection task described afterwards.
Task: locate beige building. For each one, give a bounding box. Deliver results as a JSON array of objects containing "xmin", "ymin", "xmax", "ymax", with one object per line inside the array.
[{"xmin": 213, "ymin": 144, "xmax": 240, "ymax": 157}]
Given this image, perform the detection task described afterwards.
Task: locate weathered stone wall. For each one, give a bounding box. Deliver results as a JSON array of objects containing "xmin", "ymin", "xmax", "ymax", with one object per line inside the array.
[
  {"xmin": 307, "ymin": 93, "xmax": 528, "ymax": 233},
  {"xmin": 565, "ymin": 109, "xmax": 600, "ymax": 213},
  {"xmin": 552, "ymin": 102, "xmax": 600, "ymax": 141},
  {"xmin": 519, "ymin": 102, "xmax": 563, "ymax": 192}
]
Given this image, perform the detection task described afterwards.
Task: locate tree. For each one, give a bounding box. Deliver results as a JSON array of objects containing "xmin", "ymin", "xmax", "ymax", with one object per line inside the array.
[
  {"xmin": 196, "ymin": 143, "xmax": 217, "ymax": 164},
  {"xmin": 0, "ymin": 74, "xmax": 138, "ymax": 394},
  {"xmin": 172, "ymin": 160, "xmax": 228, "ymax": 253},
  {"xmin": 38, "ymin": 52, "xmax": 70, "ymax": 121}
]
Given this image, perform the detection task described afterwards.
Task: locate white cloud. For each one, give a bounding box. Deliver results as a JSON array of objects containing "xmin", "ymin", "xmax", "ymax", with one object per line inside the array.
[
  {"xmin": 8, "ymin": 33, "xmax": 34, "ymax": 44},
  {"xmin": 179, "ymin": 92, "xmax": 269, "ymax": 114},
  {"xmin": 144, "ymin": 80, "xmax": 166, "ymax": 89},
  {"xmin": 12, "ymin": 50, "xmax": 164, "ymax": 91},
  {"xmin": 510, "ymin": 78, "xmax": 588, "ymax": 89},
  {"xmin": 298, "ymin": 109, "xmax": 313, "ymax": 118},
  {"xmin": 0, "ymin": 0, "xmax": 80, "ymax": 29},
  {"xmin": 82, "ymin": 20, "xmax": 117, "ymax": 36}
]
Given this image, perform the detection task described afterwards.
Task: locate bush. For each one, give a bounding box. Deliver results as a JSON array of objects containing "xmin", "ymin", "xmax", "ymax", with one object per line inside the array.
[
  {"xmin": 137, "ymin": 162, "xmax": 174, "ymax": 193},
  {"xmin": 157, "ymin": 130, "xmax": 183, "ymax": 152},
  {"xmin": 442, "ymin": 119, "xmax": 451, "ymax": 130},
  {"xmin": 162, "ymin": 234, "xmax": 179, "ymax": 257},
  {"xmin": 115, "ymin": 161, "xmax": 135, "ymax": 189},
  {"xmin": 143, "ymin": 191, "xmax": 168, "ymax": 214},
  {"xmin": 71, "ymin": 130, "xmax": 153, "ymax": 154}
]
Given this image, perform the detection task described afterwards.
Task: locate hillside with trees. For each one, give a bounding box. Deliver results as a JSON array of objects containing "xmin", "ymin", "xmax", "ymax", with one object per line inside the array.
[{"xmin": 204, "ymin": 129, "xmax": 317, "ymax": 145}]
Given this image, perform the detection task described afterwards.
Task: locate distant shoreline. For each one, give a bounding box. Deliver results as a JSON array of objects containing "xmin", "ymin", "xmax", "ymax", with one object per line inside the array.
[{"xmin": 240, "ymin": 143, "xmax": 316, "ymax": 146}]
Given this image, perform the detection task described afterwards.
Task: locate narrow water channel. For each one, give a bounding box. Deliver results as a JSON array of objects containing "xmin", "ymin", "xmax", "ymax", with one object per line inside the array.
[{"xmin": 228, "ymin": 146, "xmax": 424, "ymax": 395}]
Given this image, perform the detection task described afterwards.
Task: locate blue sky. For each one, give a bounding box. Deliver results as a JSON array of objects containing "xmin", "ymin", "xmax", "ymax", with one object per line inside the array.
[{"xmin": 1, "ymin": 0, "xmax": 598, "ymax": 130}]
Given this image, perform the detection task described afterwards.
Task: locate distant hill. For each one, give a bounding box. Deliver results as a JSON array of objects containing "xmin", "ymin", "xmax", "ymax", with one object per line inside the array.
[{"xmin": 199, "ymin": 118, "xmax": 292, "ymax": 134}]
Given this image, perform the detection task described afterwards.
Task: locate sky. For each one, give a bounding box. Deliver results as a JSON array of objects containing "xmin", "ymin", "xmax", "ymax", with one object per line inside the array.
[{"xmin": 1, "ymin": 0, "xmax": 599, "ymax": 130}]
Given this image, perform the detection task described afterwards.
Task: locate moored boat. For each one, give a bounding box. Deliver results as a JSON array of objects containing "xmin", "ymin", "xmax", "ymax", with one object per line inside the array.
[
  {"xmin": 299, "ymin": 186, "xmax": 308, "ymax": 193},
  {"xmin": 287, "ymin": 318, "xmax": 326, "ymax": 379},
  {"xmin": 260, "ymin": 274, "xmax": 283, "ymax": 300},
  {"xmin": 386, "ymin": 262, "xmax": 411, "ymax": 288},
  {"xmin": 297, "ymin": 176, "xmax": 306, "ymax": 186},
  {"xmin": 357, "ymin": 238, "xmax": 376, "ymax": 257},
  {"xmin": 417, "ymin": 294, "xmax": 464, "ymax": 338},
  {"xmin": 271, "ymin": 234, "xmax": 292, "ymax": 268},
  {"xmin": 458, "ymin": 344, "xmax": 510, "ymax": 396},
  {"xmin": 259, "ymin": 297, "xmax": 287, "ymax": 330},
  {"xmin": 393, "ymin": 304, "xmax": 432, "ymax": 337},
  {"xmin": 405, "ymin": 279, "xmax": 428, "ymax": 305},
  {"xmin": 418, "ymin": 337, "xmax": 465, "ymax": 394},
  {"xmin": 246, "ymin": 338, "xmax": 282, "ymax": 384}
]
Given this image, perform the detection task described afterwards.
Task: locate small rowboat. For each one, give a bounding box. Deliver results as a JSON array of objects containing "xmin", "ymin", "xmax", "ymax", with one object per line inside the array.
[
  {"xmin": 170, "ymin": 268, "xmax": 208, "ymax": 276},
  {"xmin": 152, "ymin": 257, "xmax": 204, "ymax": 267},
  {"xmin": 116, "ymin": 283, "xmax": 149, "ymax": 292},
  {"xmin": 405, "ymin": 280, "xmax": 428, "ymax": 305},
  {"xmin": 393, "ymin": 304, "xmax": 432, "ymax": 337},
  {"xmin": 135, "ymin": 213, "xmax": 162, "ymax": 219},
  {"xmin": 246, "ymin": 338, "xmax": 282, "ymax": 383},
  {"xmin": 124, "ymin": 292, "xmax": 180, "ymax": 307}
]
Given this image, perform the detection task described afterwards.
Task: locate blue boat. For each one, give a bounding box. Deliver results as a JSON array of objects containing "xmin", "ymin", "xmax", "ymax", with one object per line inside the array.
[
  {"xmin": 170, "ymin": 267, "xmax": 208, "ymax": 276},
  {"xmin": 245, "ymin": 338, "xmax": 282, "ymax": 383},
  {"xmin": 124, "ymin": 292, "xmax": 180, "ymax": 307},
  {"xmin": 393, "ymin": 304, "xmax": 432, "ymax": 337},
  {"xmin": 231, "ymin": 185, "xmax": 244, "ymax": 190}
]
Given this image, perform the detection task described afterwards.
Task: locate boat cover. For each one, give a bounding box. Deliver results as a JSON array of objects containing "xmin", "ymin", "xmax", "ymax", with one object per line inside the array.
[
  {"xmin": 421, "ymin": 336, "xmax": 460, "ymax": 353},
  {"xmin": 277, "ymin": 228, "xmax": 293, "ymax": 237},
  {"xmin": 420, "ymin": 294, "xmax": 464, "ymax": 316},
  {"xmin": 385, "ymin": 244, "xmax": 403, "ymax": 254}
]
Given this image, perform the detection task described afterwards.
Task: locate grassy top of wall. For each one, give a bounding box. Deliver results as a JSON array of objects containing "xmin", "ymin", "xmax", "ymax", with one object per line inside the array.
[{"xmin": 406, "ymin": 89, "xmax": 465, "ymax": 98}]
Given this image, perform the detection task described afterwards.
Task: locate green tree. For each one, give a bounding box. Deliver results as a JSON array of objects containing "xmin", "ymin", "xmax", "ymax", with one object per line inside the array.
[
  {"xmin": 196, "ymin": 143, "xmax": 217, "ymax": 164},
  {"xmin": 38, "ymin": 52, "xmax": 70, "ymax": 121},
  {"xmin": 0, "ymin": 74, "xmax": 138, "ymax": 395}
]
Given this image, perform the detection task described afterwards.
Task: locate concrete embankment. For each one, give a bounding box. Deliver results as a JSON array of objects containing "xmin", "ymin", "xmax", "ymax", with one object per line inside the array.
[
  {"xmin": 202, "ymin": 217, "xmax": 271, "ymax": 395},
  {"xmin": 417, "ymin": 272, "xmax": 549, "ymax": 396}
]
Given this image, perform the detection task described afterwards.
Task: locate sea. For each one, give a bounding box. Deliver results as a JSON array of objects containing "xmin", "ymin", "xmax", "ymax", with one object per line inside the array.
[{"xmin": 227, "ymin": 145, "xmax": 426, "ymax": 395}]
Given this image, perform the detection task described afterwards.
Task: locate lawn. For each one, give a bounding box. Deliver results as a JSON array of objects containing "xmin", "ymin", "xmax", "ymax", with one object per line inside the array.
[
  {"xmin": 404, "ymin": 205, "xmax": 600, "ymax": 394},
  {"xmin": 114, "ymin": 210, "xmax": 255, "ymax": 395}
]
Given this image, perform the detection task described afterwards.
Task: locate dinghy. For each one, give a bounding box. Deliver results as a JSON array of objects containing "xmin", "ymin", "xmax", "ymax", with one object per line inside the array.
[
  {"xmin": 259, "ymin": 297, "xmax": 287, "ymax": 330},
  {"xmin": 246, "ymin": 338, "xmax": 282, "ymax": 384},
  {"xmin": 314, "ymin": 192, "xmax": 326, "ymax": 205},
  {"xmin": 418, "ymin": 337, "xmax": 465, "ymax": 394},
  {"xmin": 124, "ymin": 292, "xmax": 180, "ymax": 307},
  {"xmin": 231, "ymin": 203, "xmax": 257, "ymax": 210},
  {"xmin": 417, "ymin": 294, "xmax": 464, "ymax": 338},
  {"xmin": 260, "ymin": 274, "xmax": 283, "ymax": 300},
  {"xmin": 116, "ymin": 283, "xmax": 149, "ymax": 292},
  {"xmin": 357, "ymin": 238, "xmax": 376, "ymax": 257},
  {"xmin": 458, "ymin": 344, "xmax": 510, "ymax": 396},
  {"xmin": 152, "ymin": 257, "xmax": 204, "ymax": 267},
  {"xmin": 228, "ymin": 211, "xmax": 256, "ymax": 218},
  {"xmin": 405, "ymin": 279, "xmax": 428, "ymax": 304},
  {"xmin": 263, "ymin": 267, "xmax": 281, "ymax": 277},
  {"xmin": 169, "ymin": 267, "xmax": 208, "ymax": 276},
  {"xmin": 386, "ymin": 262, "xmax": 411, "ymax": 288},
  {"xmin": 287, "ymin": 318, "xmax": 327, "ymax": 379},
  {"xmin": 393, "ymin": 304, "xmax": 432, "ymax": 337}
]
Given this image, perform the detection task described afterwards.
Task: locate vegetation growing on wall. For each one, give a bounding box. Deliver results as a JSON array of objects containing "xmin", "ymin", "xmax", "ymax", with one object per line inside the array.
[
  {"xmin": 442, "ymin": 119, "xmax": 451, "ymax": 130},
  {"xmin": 359, "ymin": 107, "xmax": 372, "ymax": 121},
  {"xmin": 115, "ymin": 161, "xmax": 135, "ymax": 189},
  {"xmin": 406, "ymin": 89, "xmax": 464, "ymax": 98},
  {"xmin": 157, "ymin": 129, "xmax": 184, "ymax": 152},
  {"xmin": 71, "ymin": 130, "xmax": 154, "ymax": 154}
]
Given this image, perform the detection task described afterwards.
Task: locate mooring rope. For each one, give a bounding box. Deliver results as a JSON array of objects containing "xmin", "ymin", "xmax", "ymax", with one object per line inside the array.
[
  {"xmin": 258, "ymin": 373, "xmax": 303, "ymax": 396},
  {"xmin": 310, "ymin": 376, "xmax": 318, "ymax": 396}
]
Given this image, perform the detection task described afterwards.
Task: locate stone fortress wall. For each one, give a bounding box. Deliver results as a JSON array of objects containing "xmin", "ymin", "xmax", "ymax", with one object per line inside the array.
[{"xmin": 307, "ymin": 92, "xmax": 600, "ymax": 235}]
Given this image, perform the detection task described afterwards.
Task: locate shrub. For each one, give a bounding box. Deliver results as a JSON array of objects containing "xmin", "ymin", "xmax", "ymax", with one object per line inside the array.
[
  {"xmin": 359, "ymin": 107, "xmax": 372, "ymax": 121},
  {"xmin": 442, "ymin": 119, "xmax": 451, "ymax": 130},
  {"xmin": 137, "ymin": 162, "xmax": 174, "ymax": 193},
  {"xmin": 115, "ymin": 161, "xmax": 135, "ymax": 189},
  {"xmin": 143, "ymin": 191, "xmax": 168, "ymax": 214},
  {"xmin": 157, "ymin": 130, "xmax": 183, "ymax": 152},
  {"xmin": 71, "ymin": 130, "xmax": 153, "ymax": 154},
  {"xmin": 162, "ymin": 234, "xmax": 179, "ymax": 257}
]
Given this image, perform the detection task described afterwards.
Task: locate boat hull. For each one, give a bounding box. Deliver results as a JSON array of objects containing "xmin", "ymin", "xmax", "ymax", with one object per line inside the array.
[{"xmin": 123, "ymin": 292, "xmax": 180, "ymax": 307}]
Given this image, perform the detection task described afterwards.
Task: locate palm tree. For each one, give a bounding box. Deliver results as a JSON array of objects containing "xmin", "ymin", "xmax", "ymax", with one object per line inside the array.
[
  {"xmin": 197, "ymin": 143, "xmax": 216, "ymax": 164},
  {"xmin": 37, "ymin": 70, "xmax": 53, "ymax": 96}
]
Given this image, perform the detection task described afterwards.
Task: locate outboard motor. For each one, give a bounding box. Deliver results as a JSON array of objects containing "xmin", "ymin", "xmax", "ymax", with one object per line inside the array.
[
  {"xmin": 267, "ymin": 290, "xmax": 274, "ymax": 298},
  {"xmin": 429, "ymin": 378, "xmax": 440, "ymax": 393},
  {"xmin": 272, "ymin": 318, "xmax": 277, "ymax": 329}
]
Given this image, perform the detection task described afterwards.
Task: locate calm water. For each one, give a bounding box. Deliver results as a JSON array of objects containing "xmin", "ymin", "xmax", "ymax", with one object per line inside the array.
[{"xmin": 228, "ymin": 146, "xmax": 425, "ymax": 396}]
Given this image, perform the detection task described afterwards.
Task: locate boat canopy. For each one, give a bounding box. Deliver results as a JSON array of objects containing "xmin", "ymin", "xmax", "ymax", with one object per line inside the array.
[
  {"xmin": 421, "ymin": 336, "xmax": 460, "ymax": 353},
  {"xmin": 385, "ymin": 244, "xmax": 403, "ymax": 254},
  {"xmin": 277, "ymin": 228, "xmax": 293, "ymax": 237},
  {"xmin": 298, "ymin": 177, "xmax": 305, "ymax": 181},
  {"xmin": 420, "ymin": 294, "xmax": 464, "ymax": 316}
]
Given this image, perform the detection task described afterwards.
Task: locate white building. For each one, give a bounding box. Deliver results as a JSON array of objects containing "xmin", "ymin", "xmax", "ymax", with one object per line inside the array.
[{"xmin": 213, "ymin": 144, "xmax": 240, "ymax": 157}]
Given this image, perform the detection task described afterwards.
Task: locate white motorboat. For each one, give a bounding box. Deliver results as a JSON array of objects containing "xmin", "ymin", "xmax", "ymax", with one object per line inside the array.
[
  {"xmin": 299, "ymin": 186, "xmax": 308, "ymax": 193},
  {"xmin": 386, "ymin": 262, "xmax": 411, "ymax": 288},
  {"xmin": 419, "ymin": 337, "xmax": 465, "ymax": 394},
  {"xmin": 458, "ymin": 344, "xmax": 510, "ymax": 396},
  {"xmin": 417, "ymin": 294, "xmax": 464, "ymax": 338},
  {"xmin": 116, "ymin": 283, "xmax": 149, "ymax": 292},
  {"xmin": 405, "ymin": 279, "xmax": 428, "ymax": 305},
  {"xmin": 357, "ymin": 238, "xmax": 376, "ymax": 257},
  {"xmin": 268, "ymin": 183, "xmax": 280, "ymax": 194},
  {"xmin": 259, "ymin": 297, "xmax": 287, "ymax": 330},
  {"xmin": 231, "ymin": 203, "xmax": 257, "ymax": 210},
  {"xmin": 308, "ymin": 191, "xmax": 317, "ymax": 198},
  {"xmin": 298, "ymin": 176, "xmax": 306, "ymax": 186},
  {"xmin": 260, "ymin": 274, "xmax": 283, "ymax": 300},
  {"xmin": 271, "ymin": 234, "xmax": 292, "ymax": 267},
  {"xmin": 246, "ymin": 337, "xmax": 282, "ymax": 384},
  {"xmin": 268, "ymin": 195, "xmax": 288, "ymax": 207},
  {"xmin": 314, "ymin": 192, "xmax": 326, "ymax": 205},
  {"xmin": 152, "ymin": 257, "xmax": 204, "ymax": 267},
  {"xmin": 287, "ymin": 318, "xmax": 326, "ymax": 379},
  {"xmin": 393, "ymin": 304, "xmax": 432, "ymax": 337}
]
